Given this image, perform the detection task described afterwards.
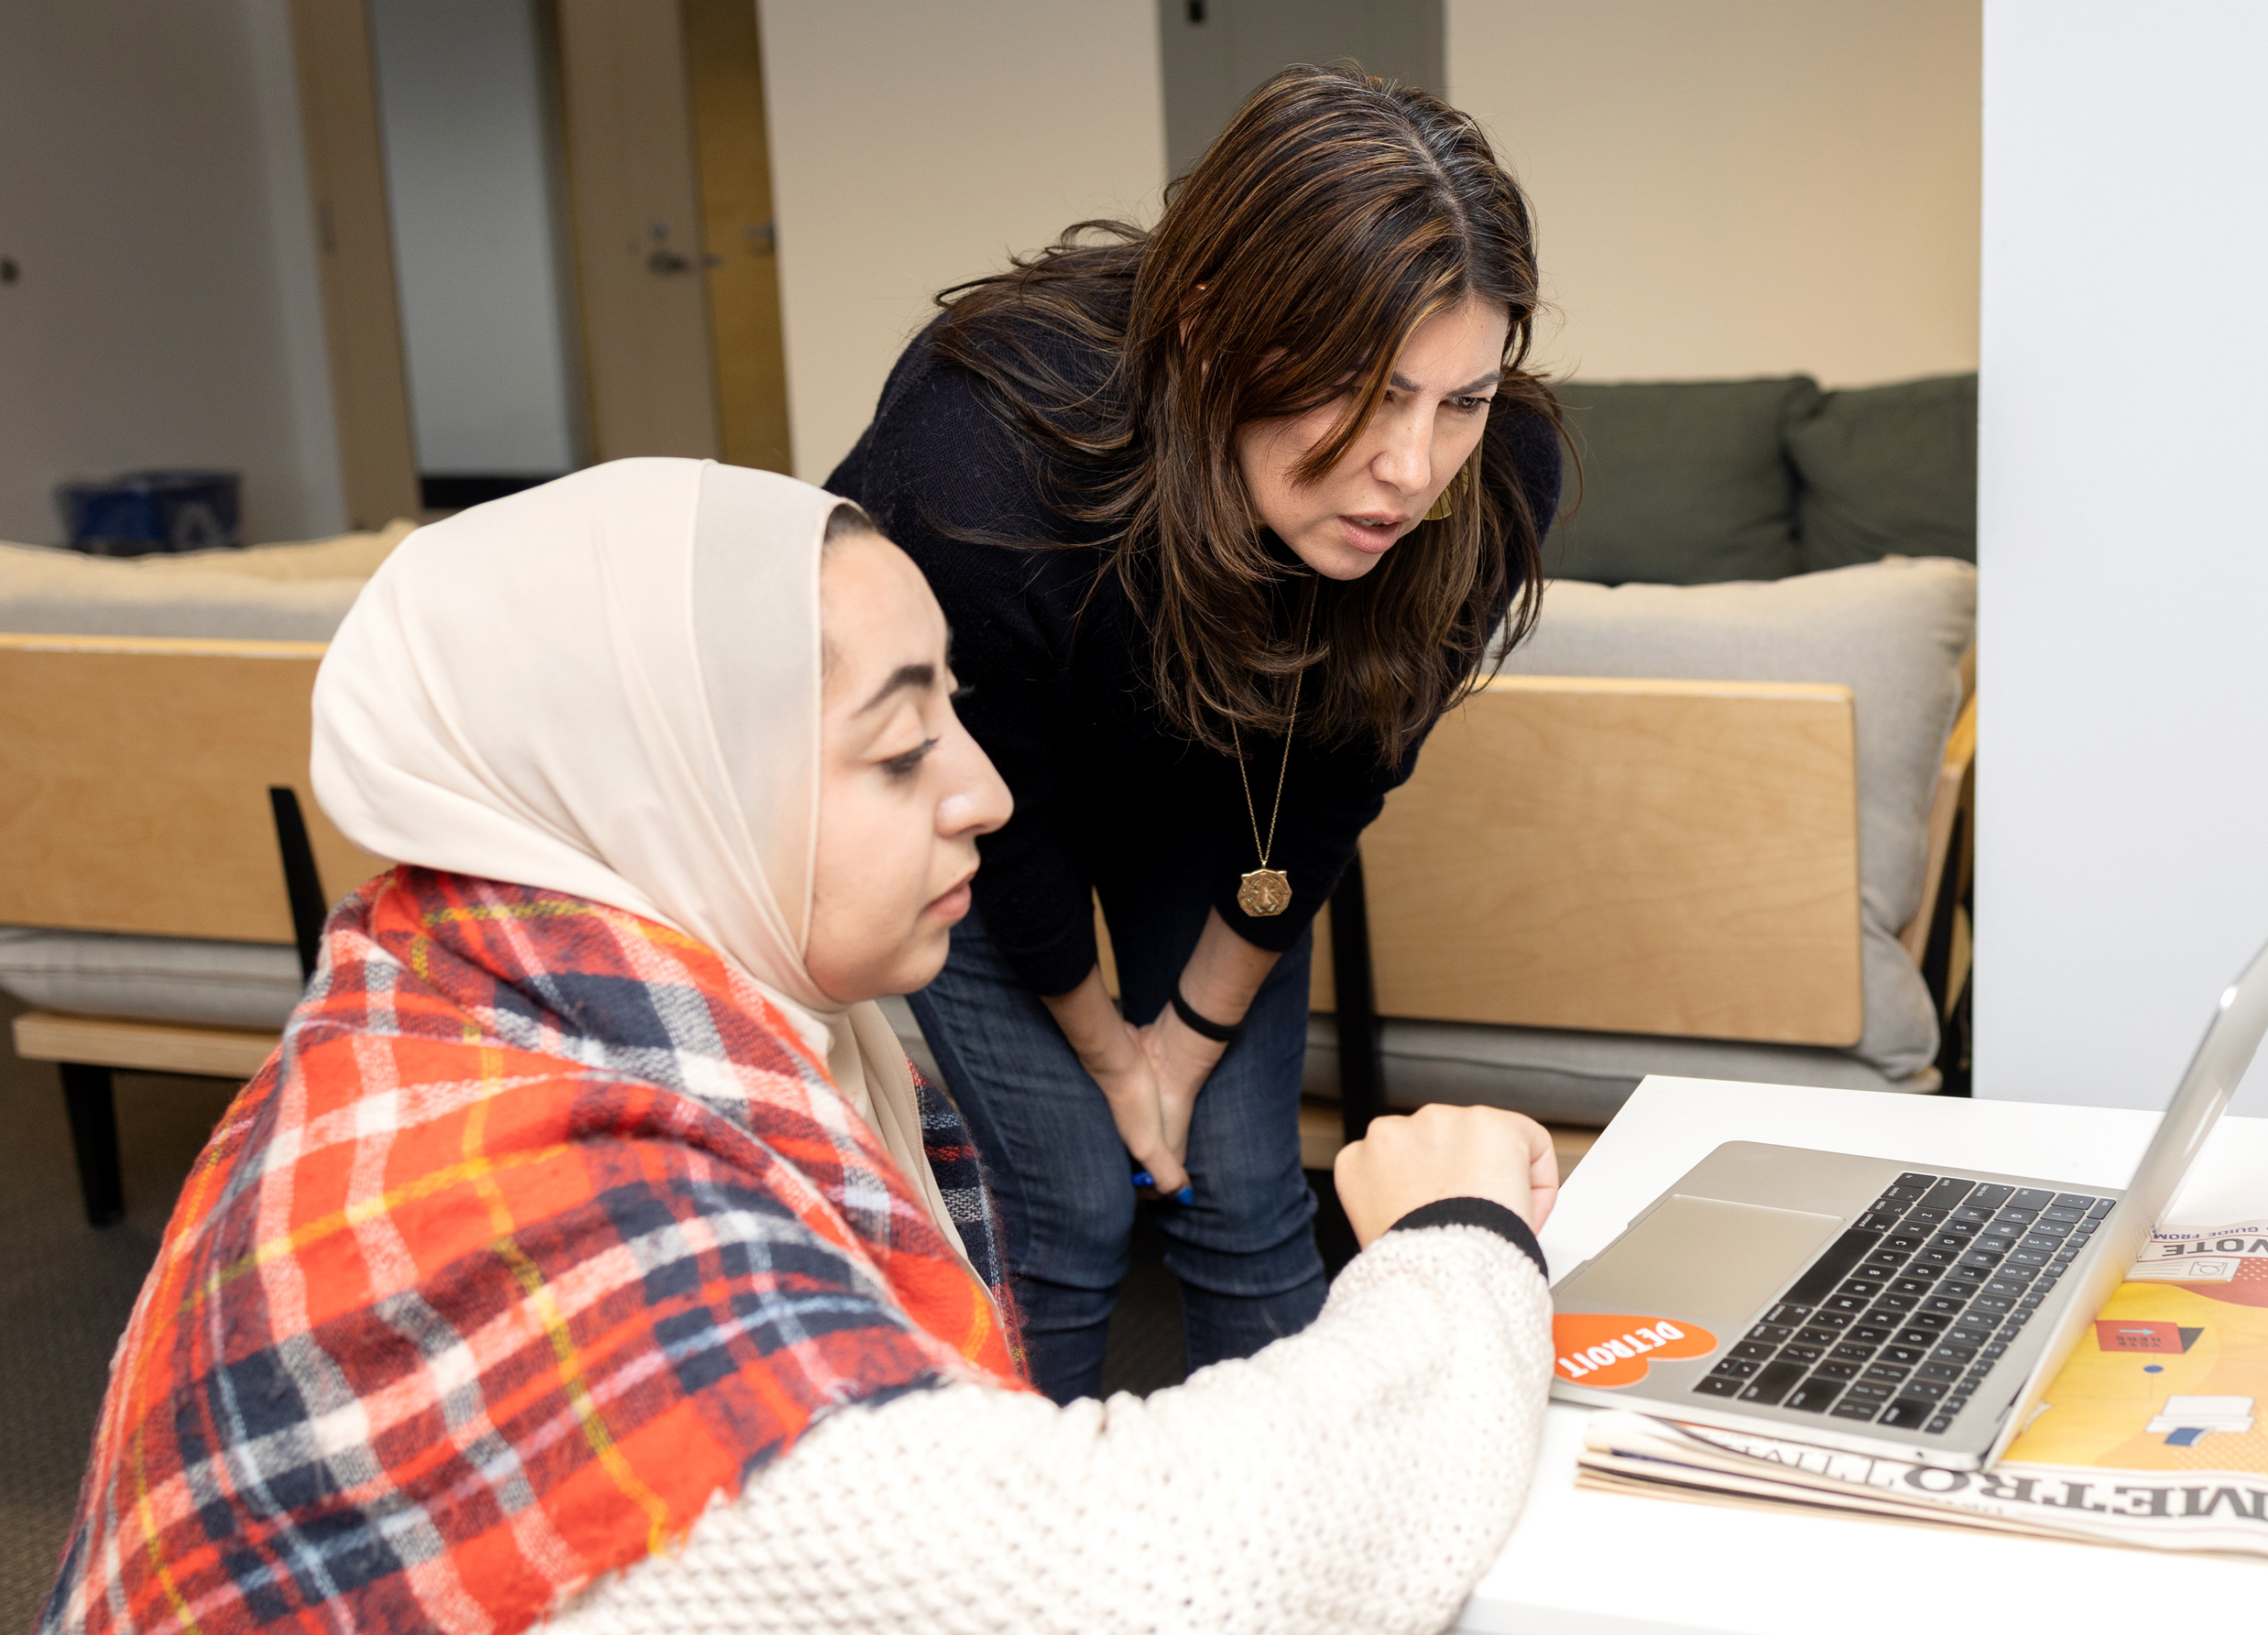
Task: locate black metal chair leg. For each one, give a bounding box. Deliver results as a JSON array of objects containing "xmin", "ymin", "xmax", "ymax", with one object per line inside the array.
[
  {"xmin": 268, "ymin": 786, "xmax": 329, "ymax": 982},
  {"xmin": 1328, "ymin": 854, "xmax": 1386, "ymax": 1146},
  {"xmin": 60, "ymin": 1061, "xmax": 125, "ymax": 1226}
]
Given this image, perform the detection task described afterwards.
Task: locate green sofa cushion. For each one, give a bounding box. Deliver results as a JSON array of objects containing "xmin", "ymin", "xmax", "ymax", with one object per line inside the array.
[
  {"xmin": 1548, "ymin": 376, "xmax": 1820, "ymax": 584},
  {"xmin": 1788, "ymin": 373, "xmax": 1977, "ymax": 571}
]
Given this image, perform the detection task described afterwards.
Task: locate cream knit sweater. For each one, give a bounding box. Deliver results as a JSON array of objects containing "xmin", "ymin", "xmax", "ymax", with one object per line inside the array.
[{"xmin": 546, "ymin": 1221, "xmax": 1554, "ymax": 1635}]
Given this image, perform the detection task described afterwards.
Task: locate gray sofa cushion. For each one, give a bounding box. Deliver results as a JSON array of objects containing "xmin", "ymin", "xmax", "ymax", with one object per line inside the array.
[
  {"xmin": 1490, "ymin": 556, "xmax": 1976, "ymax": 1081},
  {"xmin": 1549, "ymin": 376, "xmax": 1821, "ymax": 584},
  {"xmin": 1303, "ymin": 1016, "xmax": 1936, "ymax": 1127},
  {"xmin": 1788, "ymin": 375, "xmax": 1977, "ymax": 572},
  {"xmin": 0, "ymin": 928, "xmax": 303, "ymax": 1030},
  {"xmin": 0, "ymin": 519, "xmax": 412, "ymax": 640}
]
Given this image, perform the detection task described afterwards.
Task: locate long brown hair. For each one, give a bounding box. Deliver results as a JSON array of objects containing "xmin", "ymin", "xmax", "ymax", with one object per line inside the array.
[{"xmin": 931, "ymin": 64, "xmax": 1560, "ymax": 762}]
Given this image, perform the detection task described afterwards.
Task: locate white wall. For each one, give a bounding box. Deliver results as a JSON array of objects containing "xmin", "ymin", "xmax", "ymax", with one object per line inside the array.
[
  {"xmin": 1159, "ymin": 0, "xmax": 1443, "ymax": 177},
  {"xmin": 1446, "ymin": 0, "xmax": 1980, "ymax": 387},
  {"xmin": 1977, "ymin": 0, "xmax": 2268, "ymax": 1117},
  {"xmin": 369, "ymin": 0, "xmax": 578, "ymax": 476},
  {"xmin": 0, "ymin": 0, "xmax": 343, "ymax": 545},
  {"xmin": 758, "ymin": 1, "xmax": 1166, "ymax": 484}
]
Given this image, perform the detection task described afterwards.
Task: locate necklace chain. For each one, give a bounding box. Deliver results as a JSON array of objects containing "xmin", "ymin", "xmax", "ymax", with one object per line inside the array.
[{"xmin": 1231, "ymin": 599, "xmax": 1314, "ymax": 869}]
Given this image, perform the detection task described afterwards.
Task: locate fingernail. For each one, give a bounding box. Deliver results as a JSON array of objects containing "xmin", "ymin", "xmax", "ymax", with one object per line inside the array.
[
  {"xmin": 1131, "ymin": 1171, "xmax": 1154, "ymax": 1189},
  {"xmin": 1175, "ymin": 1185, "xmax": 1195, "ymax": 1205}
]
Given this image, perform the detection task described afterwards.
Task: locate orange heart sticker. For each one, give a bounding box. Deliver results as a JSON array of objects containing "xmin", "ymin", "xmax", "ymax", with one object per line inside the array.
[{"xmin": 1553, "ymin": 1313, "xmax": 1719, "ymax": 1388}]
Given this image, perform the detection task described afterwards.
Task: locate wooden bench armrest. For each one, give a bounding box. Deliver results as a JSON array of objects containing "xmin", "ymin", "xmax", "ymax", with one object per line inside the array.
[
  {"xmin": 11, "ymin": 1011, "xmax": 279, "ymax": 1081},
  {"xmin": 0, "ymin": 634, "xmax": 388, "ymax": 940},
  {"xmin": 1898, "ymin": 689, "xmax": 1979, "ymax": 965},
  {"xmin": 1318, "ymin": 673, "xmax": 1865, "ymax": 1047}
]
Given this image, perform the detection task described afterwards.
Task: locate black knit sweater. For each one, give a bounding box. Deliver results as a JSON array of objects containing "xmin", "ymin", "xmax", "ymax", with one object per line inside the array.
[{"xmin": 829, "ymin": 326, "xmax": 1562, "ymax": 998}]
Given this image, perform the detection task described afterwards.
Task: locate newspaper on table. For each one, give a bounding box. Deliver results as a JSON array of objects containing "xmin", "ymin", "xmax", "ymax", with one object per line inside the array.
[{"xmin": 1576, "ymin": 1219, "xmax": 2268, "ymax": 1555}]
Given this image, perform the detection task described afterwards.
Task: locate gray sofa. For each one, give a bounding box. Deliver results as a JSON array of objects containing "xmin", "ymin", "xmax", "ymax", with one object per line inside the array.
[
  {"xmin": 1304, "ymin": 556, "xmax": 1973, "ymax": 1127},
  {"xmin": 1299, "ymin": 373, "xmax": 1981, "ymax": 1126},
  {"xmin": 4, "ymin": 369, "xmax": 1979, "ymax": 1135}
]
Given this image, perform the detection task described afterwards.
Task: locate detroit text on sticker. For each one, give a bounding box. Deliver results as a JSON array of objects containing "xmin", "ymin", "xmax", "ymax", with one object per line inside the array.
[{"xmin": 1559, "ymin": 1322, "xmax": 1689, "ymax": 1379}]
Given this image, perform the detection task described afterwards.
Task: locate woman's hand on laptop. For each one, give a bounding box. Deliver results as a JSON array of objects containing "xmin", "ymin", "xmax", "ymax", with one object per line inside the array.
[{"xmin": 1334, "ymin": 1105, "xmax": 1559, "ymax": 1249}]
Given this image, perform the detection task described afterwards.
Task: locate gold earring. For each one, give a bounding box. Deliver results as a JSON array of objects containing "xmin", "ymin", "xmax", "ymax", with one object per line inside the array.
[{"xmin": 1425, "ymin": 459, "xmax": 1470, "ymax": 523}]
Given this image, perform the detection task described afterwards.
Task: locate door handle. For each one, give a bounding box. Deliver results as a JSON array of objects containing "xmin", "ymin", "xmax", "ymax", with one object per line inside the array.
[{"xmin": 647, "ymin": 249, "xmax": 692, "ymax": 275}]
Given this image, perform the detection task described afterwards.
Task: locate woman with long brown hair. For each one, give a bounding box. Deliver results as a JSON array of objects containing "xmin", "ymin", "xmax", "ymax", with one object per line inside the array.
[{"xmin": 832, "ymin": 64, "xmax": 1564, "ymax": 1403}]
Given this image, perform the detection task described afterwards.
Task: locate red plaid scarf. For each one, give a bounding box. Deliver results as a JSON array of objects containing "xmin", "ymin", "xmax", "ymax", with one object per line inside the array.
[{"xmin": 43, "ymin": 867, "xmax": 1025, "ymax": 1635}]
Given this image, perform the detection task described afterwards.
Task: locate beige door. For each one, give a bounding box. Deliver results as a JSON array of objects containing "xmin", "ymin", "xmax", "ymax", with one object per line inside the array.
[
  {"xmin": 555, "ymin": 0, "xmax": 720, "ymax": 461},
  {"xmin": 292, "ymin": 2, "xmax": 791, "ymax": 492},
  {"xmin": 287, "ymin": 0, "xmax": 420, "ymax": 529},
  {"xmin": 683, "ymin": 0, "xmax": 793, "ymax": 473}
]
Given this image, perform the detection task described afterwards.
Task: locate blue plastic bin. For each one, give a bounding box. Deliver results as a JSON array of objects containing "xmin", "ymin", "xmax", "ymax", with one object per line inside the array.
[{"xmin": 56, "ymin": 469, "xmax": 241, "ymax": 556}]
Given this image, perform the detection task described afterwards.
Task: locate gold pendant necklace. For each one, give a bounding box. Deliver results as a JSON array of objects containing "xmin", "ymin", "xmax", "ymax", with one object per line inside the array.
[{"xmin": 1230, "ymin": 603, "xmax": 1311, "ymax": 919}]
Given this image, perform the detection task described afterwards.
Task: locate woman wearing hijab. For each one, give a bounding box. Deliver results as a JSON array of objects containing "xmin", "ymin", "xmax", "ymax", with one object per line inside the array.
[
  {"xmin": 832, "ymin": 66, "xmax": 1565, "ymax": 1402},
  {"xmin": 41, "ymin": 460, "xmax": 1557, "ymax": 1635}
]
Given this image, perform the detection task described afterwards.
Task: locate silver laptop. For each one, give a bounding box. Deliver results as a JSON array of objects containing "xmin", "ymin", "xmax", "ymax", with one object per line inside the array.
[{"xmin": 1550, "ymin": 937, "xmax": 2268, "ymax": 1469}]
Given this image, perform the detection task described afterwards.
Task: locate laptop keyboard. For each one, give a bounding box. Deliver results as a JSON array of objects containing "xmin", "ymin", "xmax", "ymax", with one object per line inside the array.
[{"xmin": 1692, "ymin": 1173, "xmax": 2113, "ymax": 1434}]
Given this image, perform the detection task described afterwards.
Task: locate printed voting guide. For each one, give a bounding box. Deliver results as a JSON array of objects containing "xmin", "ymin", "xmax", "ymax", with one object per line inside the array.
[{"xmin": 1577, "ymin": 1219, "xmax": 2268, "ymax": 1555}]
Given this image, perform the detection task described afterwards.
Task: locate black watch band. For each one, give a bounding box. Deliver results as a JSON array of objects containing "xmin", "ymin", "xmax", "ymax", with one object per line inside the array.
[{"xmin": 1170, "ymin": 985, "xmax": 1243, "ymax": 1045}]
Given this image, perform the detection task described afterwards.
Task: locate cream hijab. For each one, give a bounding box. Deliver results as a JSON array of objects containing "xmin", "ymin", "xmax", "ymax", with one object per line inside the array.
[{"xmin": 310, "ymin": 458, "xmax": 970, "ymax": 1270}]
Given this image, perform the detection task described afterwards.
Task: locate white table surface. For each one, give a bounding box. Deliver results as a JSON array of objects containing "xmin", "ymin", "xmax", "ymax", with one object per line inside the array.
[{"xmin": 1453, "ymin": 1076, "xmax": 2268, "ymax": 1633}]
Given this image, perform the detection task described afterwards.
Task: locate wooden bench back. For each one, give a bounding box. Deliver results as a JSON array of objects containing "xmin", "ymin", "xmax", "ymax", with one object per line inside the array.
[
  {"xmin": 1313, "ymin": 674, "xmax": 1866, "ymax": 1048},
  {"xmin": 0, "ymin": 635, "xmax": 388, "ymax": 942}
]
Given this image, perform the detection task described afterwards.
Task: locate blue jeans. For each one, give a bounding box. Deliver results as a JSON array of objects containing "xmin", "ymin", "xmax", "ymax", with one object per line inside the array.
[{"xmin": 909, "ymin": 883, "xmax": 1327, "ymax": 1404}]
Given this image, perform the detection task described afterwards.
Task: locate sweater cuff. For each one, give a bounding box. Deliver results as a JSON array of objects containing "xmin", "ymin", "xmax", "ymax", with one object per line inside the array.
[{"xmin": 1386, "ymin": 1197, "xmax": 1548, "ymax": 1281}]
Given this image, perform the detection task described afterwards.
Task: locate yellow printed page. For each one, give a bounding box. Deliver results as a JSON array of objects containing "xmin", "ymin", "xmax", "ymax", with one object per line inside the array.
[{"xmin": 2007, "ymin": 1222, "xmax": 2268, "ymax": 1475}]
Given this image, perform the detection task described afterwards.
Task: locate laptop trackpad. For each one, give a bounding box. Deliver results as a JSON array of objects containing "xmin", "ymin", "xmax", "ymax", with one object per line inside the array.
[{"xmin": 1563, "ymin": 1194, "xmax": 1845, "ymax": 1323}]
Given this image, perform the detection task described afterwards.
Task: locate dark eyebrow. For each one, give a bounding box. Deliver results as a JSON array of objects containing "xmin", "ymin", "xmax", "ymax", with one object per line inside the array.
[
  {"xmin": 1390, "ymin": 369, "xmax": 1503, "ymax": 396},
  {"xmin": 856, "ymin": 661, "xmax": 936, "ymax": 714}
]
